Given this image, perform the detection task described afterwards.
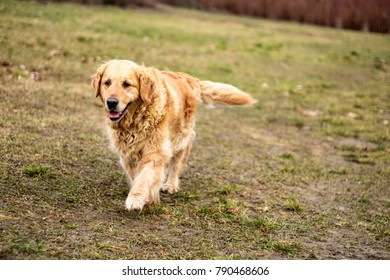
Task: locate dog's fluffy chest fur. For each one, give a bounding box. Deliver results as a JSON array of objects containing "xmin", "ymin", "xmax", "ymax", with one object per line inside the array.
[{"xmin": 106, "ymin": 105, "xmax": 167, "ymax": 168}]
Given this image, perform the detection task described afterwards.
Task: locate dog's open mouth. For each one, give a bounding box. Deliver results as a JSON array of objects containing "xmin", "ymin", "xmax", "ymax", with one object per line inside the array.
[{"xmin": 109, "ymin": 103, "xmax": 130, "ymax": 122}]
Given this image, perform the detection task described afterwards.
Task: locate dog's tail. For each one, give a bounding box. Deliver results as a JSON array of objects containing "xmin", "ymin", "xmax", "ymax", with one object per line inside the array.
[{"xmin": 198, "ymin": 80, "xmax": 256, "ymax": 106}]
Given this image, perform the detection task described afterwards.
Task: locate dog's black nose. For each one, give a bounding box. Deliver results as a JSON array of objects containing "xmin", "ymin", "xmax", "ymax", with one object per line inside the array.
[{"xmin": 106, "ymin": 97, "xmax": 118, "ymax": 110}]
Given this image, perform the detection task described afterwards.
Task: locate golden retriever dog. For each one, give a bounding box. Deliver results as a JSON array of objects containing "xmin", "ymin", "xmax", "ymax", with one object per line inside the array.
[{"xmin": 91, "ymin": 60, "xmax": 255, "ymax": 211}]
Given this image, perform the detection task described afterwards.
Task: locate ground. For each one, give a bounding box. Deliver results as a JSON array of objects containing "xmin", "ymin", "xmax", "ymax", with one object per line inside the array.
[{"xmin": 0, "ymin": 0, "xmax": 389, "ymax": 259}]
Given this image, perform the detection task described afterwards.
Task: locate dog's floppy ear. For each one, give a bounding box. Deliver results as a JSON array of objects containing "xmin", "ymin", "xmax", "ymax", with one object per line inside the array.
[
  {"xmin": 91, "ymin": 63, "xmax": 107, "ymax": 98},
  {"xmin": 138, "ymin": 69, "xmax": 155, "ymax": 104}
]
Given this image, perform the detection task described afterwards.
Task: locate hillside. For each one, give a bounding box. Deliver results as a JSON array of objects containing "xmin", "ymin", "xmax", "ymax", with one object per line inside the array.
[{"xmin": 0, "ymin": 0, "xmax": 389, "ymax": 259}]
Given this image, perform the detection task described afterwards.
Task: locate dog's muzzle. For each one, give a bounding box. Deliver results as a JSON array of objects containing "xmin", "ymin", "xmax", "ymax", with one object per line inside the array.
[{"xmin": 107, "ymin": 101, "xmax": 131, "ymax": 122}]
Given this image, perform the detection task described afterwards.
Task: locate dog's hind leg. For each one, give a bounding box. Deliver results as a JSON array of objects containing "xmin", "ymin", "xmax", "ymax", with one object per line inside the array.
[
  {"xmin": 180, "ymin": 134, "xmax": 194, "ymax": 171},
  {"xmin": 162, "ymin": 137, "xmax": 193, "ymax": 194},
  {"xmin": 162, "ymin": 150, "xmax": 185, "ymax": 194}
]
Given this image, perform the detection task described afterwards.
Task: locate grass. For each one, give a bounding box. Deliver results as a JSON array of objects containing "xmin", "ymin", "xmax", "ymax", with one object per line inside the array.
[
  {"xmin": 285, "ymin": 196, "xmax": 302, "ymax": 212},
  {"xmin": 22, "ymin": 165, "xmax": 49, "ymax": 177},
  {"xmin": 0, "ymin": 0, "xmax": 389, "ymax": 259}
]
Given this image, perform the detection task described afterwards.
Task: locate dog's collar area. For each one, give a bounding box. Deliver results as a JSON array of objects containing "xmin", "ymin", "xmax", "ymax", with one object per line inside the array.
[{"xmin": 109, "ymin": 102, "xmax": 131, "ymax": 122}]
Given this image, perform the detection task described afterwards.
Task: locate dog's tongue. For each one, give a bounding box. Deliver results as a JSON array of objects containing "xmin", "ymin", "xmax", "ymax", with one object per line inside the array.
[{"xmin": 109, "ymin": 111, "xmax": 121, "ymax": 119}]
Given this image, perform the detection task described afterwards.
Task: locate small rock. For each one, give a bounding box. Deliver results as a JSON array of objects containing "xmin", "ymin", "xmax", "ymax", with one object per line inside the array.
[
  {"xmin": 30, "ymin": 71, "xmax": 42, "ymax": 81},
  {"xmin": 49, "ymin": 49, "xmax": 60, "ymax": 57},
  {"xmin": 81, "ymin": 55, "xmax": 88, "ymax": 64},
  {"xmin": 295, "ymin": 84, "xmax": 304, "ymax": 91},
  {"xmin": 302, "ymin": 110, "xmax": 320, "ymax": 117}
]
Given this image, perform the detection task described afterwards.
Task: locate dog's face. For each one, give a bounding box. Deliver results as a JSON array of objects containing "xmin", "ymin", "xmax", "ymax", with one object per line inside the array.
[{"xmin": 91, "ymin": 60, "xmax": 155, "ymax": 122}]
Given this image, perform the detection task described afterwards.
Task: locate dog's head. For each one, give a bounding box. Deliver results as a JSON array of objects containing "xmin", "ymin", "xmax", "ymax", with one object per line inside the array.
[{"xmin": 91, "ymin": 60, "xmax": 155, "ymax": 122}]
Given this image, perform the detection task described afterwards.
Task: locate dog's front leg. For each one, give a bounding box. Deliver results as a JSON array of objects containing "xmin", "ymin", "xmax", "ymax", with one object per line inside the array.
[{"xmin": 125, "ymin": 158, "xmax": 164, "ymax": 211}]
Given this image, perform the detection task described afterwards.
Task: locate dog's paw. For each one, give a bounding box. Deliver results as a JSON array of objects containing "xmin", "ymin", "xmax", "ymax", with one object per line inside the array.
[
  {"xmin": 161, "ymin": 183, "xmax": 179, "ymax": 194},
  {"xmin": 125, "ymin": 194, "xmax": 147, "ymax": 211}
]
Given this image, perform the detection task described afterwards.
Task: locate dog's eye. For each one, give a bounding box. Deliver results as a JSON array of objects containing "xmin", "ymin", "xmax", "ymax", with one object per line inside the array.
[
  {"xmin": 123, "ymin": 81, "xmax": 131, "ymax": 88},
  {"xmin": 104, "ymin": 79, "xmax": 111, "ymax": 87}
]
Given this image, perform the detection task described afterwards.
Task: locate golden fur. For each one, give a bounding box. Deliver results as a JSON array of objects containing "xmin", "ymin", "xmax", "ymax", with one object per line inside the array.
[{"xmin": 91, "ymin": 60, "xmax": 255, "ymax": 210}]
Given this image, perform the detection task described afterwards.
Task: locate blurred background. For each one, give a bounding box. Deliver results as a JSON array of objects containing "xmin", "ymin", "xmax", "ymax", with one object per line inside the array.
[{"xmin": 43, "ymin": 0, "xmax": 390, "ymax": 33}]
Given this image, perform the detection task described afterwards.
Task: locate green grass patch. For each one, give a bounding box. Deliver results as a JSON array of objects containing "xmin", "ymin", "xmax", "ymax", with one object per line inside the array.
[
  {"xmin": 280, "ymin": 152, "xmax": 294, "ymax": 160},
  {"xmin": 173, "ymin": 190, "xmax": 200, "ymax": 203},
  {"xmin": 265, "ymin": 239, "xmax": 302, "ymax": 256},
  {"xmin": 215, "ymin": 197, "xmax": 246, "ymax": 219},
  {"xmin": 358, "ymin": 196, "xmax": 371, "ymax": 204},
  {"xmin": 22, "ymin": 165, "xmax": 49, "ymax": 177},
  {"xmin": 213, "ymin": 184, "xmax": 243, "ymax": 196},
  {"xmin": 241, "ymin": 216, "xmax": 279, "ymax": 233},
  {"xmin": 285, "ymin": 196, "xmax": 303, "ymax": 212}
]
